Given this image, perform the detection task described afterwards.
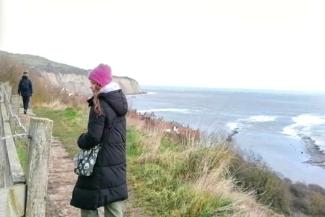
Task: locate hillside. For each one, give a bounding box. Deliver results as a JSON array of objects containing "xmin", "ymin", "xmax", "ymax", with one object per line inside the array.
[
  {"xmin": 0, "ymin": 50, "xmax": 142, "ymax": 95},
  {"xmin": 2, "ymin": 50, "xmax": 325, "ymax": 216}
]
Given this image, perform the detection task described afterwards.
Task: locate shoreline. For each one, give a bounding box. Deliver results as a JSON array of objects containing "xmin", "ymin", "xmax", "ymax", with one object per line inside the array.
[
  {"xmin": 128, "ymin": 109, "xmax": 325, "ymax": 183},
  {"xmin": 301, "ymin": 135, "xmax": 325, "ymax": 169},
  {"xmin": 128, "ymin": 110, "xmax": 325, "ymax": 170},
  {"xmin": 127, "ymin": 110, "xmax": 325, "ymax": 189}
]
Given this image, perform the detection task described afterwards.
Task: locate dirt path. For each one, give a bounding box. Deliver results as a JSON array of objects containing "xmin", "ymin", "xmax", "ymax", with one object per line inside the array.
[
  {"xmin": 46, "ymin": 138, "xmax": 146, "ymax": 217},
  {"xmin": 46, "ymin": 138, "xmax": 79, "ymax": 217}
]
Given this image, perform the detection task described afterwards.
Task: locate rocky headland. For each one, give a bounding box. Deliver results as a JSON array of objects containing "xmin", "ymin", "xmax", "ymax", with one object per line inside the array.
[{"xmin": 0, "ymin": 50, "xmax": 143, "ymax": 95}]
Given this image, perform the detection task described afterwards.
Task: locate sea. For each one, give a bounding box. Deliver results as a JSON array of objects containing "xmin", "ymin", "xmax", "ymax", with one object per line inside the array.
[{"xmin": 127, "ymin": 86, "xmax": 325, "ymax": 188}]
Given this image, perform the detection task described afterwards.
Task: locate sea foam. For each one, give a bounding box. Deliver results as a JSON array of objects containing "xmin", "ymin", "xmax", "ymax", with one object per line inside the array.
[
  {"xmin": 227, "ymin": 115, "xmax": 277, "ymax": 131},
  {"xmin": 282, "ymin": 114, "xmax": 325, "ymax": 152},
  {"xmin": 226, "ymin": 115, "xmax": 277, "ymax": 133},
  {"xmin": 246, "ymin": 115, "xmax": 277, "ymax": 123},
  {"xmin": 282, "ymin": 114, "xmax": 325, "ymax": 137}
]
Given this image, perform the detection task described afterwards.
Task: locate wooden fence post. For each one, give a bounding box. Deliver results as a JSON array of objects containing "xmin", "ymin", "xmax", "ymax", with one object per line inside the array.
[
  {"xmin": 11, "ymin": 94, "xmax": 20, "ymax": 115},
  {"xmin": 9, "ymin": 94, "xmax": 20, "ymax": 131},
  {"xmin": 4, "ymin": 82, "xmax": 12, "ymax": 101},
  {"xmin": 25, "ymin": 117, "xmax": 53, "ymax": 217}
]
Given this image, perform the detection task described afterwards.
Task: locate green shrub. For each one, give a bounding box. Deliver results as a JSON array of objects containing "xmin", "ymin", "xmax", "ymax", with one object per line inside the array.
[
  {"xmin": 290, "ymin": 183, "xmax": 325, "ymax": 216},
  {"xmin": 230, "ymin": 155, "xmax": 291, "ymax": 214}
]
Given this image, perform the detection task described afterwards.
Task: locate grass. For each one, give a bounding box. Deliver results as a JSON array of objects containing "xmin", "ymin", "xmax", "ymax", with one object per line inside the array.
[
  {"xmin": 33, "ymin": 107, "xmax": 87, "ymax": 156},
  {"xmin": 10, "ymin": 119, "xmax": 29, "ymax": 173},
  {"xmin": 130, "ymin": 163, "xmax": 232, "ymax": 217},
  {"xmin": 33, "ymin": 106, "xmax": 325, "ymax": 217},
  {"xmin": 15, "ymin": 138, "xmax": 28, "ymax": 172},
  {"xmin": 34, "ymin": 107, "xmax": 239, "ymax": 216},
  {"xmin": 127, "ymin": 127, "xmax": 234, "ymax": 217}
]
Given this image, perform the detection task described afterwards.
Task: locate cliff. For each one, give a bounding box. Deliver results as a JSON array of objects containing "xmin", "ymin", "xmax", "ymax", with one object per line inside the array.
[
  {"xmin": 37, "ymin": 71, "xmax": 142, "ymax": 96},
  {"xmin": 0, "ymin": 50, "xmax": 142, "ymax": 95}
]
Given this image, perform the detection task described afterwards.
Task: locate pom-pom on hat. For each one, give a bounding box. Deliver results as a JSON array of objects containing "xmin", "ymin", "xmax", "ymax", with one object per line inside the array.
[{"xmin": 88, "ymin": 64, "xmax": 112, "ymax": 87}]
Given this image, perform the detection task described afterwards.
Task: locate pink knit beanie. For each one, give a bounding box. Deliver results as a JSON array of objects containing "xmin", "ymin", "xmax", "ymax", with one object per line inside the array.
[{"xmin": 88, "ymin": 64, "xmax": 112, "ymax": 87}]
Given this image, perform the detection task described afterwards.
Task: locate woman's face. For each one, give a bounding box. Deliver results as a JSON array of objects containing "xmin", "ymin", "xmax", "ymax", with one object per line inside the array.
[{"xmin": 90, "ymin": 80, "xmax": 101, "ymax": 94}]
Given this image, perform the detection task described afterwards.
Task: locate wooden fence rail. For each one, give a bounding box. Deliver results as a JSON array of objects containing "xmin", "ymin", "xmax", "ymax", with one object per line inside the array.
[{"xmin": 0, "ymin": 83, "xmax": 53, "ymax": 217}]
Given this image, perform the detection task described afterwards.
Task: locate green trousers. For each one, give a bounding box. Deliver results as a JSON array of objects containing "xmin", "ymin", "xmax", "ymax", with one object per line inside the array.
[{"xmin": 81, "ymin": 201, "xmax": 123, "ymax": 217}]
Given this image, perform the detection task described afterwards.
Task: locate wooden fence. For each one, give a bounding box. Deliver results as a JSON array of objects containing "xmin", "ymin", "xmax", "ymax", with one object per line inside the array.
[{"xmin": 0, "ymin": 82, "xmax": 53, "ymax": 217}]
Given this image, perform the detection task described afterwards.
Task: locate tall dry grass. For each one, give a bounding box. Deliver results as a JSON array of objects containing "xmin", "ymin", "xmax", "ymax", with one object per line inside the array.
[{"xmin": 127, "ymin": 113, "xmax": 283, "ymax": 217}]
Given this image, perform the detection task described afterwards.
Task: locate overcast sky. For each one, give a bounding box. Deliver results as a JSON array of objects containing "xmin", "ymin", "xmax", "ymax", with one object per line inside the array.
[{"xmin": 1, "ymin": 0, "xmax": 324, "ymax": 91}]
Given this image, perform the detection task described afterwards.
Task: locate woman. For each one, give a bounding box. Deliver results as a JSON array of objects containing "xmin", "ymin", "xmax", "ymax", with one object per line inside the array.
[{"xmin": 71, "ymin": 64, "xmax": 128, "ymax": 217}]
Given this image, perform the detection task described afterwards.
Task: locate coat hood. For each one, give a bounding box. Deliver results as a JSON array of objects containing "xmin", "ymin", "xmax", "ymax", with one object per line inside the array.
[
  {"xmin": 88, "ymin": 89, "xmax": 128, "ymax": 116},
  {"xmin": 100, "ymin": 90, "xmax": 128, "ymax": 116}
]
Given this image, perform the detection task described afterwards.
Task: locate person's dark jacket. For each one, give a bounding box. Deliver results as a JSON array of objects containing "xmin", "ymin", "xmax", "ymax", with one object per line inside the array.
[
  {"xmin": 70, "ymin": 89, "xmax": 128, "ymax": 210},
  {"xmin": 18, "ymin": 75, "xmax": 33, "ymax": 97}
]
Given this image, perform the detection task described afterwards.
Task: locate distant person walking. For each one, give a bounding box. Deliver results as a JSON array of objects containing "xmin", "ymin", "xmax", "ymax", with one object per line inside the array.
[
  {"xmin": 18, "ymin": 71, "xmax": 33, "ymax": 114},
  {"xmin": 70, "ymin": 64, "xmax": 128, "ymax": 217}
]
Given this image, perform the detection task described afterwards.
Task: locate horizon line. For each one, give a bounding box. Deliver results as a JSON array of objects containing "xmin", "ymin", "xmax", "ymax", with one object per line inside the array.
[{"xmin": 140, "ymin": 84, "xmax": 325, "ymax": 94}]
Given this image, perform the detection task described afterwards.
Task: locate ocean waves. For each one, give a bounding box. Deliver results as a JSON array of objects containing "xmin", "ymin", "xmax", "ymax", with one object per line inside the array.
[
  {"xmin": 282, "ymin": 114, "xmax": 325, "ymax": 152},
  {"xmin": 227, "ymin": 115, "xmax": 278, "ymax": 131}
]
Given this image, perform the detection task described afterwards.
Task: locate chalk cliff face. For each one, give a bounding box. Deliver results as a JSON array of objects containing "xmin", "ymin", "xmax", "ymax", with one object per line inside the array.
[
  {"xmin": 0, "ymin": 50, "xmax": 142, "ymax": 95},
  {"xmin": 38, "ymin": 71, "xmax": 142, "ymax": 96}
]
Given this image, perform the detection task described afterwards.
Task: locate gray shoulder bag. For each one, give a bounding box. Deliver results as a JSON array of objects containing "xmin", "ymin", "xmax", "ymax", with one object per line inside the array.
[{"xmin": 74, "ymin": 144, "xmax": 101, "ymax": 176}]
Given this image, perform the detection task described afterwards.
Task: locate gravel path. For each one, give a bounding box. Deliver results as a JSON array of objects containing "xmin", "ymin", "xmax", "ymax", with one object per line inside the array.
[
  {"xmin": 46, "ymin": 138, "xmax": 146, "ymax": 217},
  {"xmin": 46, "ymin": 139, "xmax": 79, "ymax": 217}
]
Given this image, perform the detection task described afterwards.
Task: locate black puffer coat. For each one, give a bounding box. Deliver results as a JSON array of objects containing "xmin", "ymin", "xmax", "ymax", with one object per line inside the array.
[{"xmin": 70, "ymin": 89, "xmax": 128, "ymax": 210}]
